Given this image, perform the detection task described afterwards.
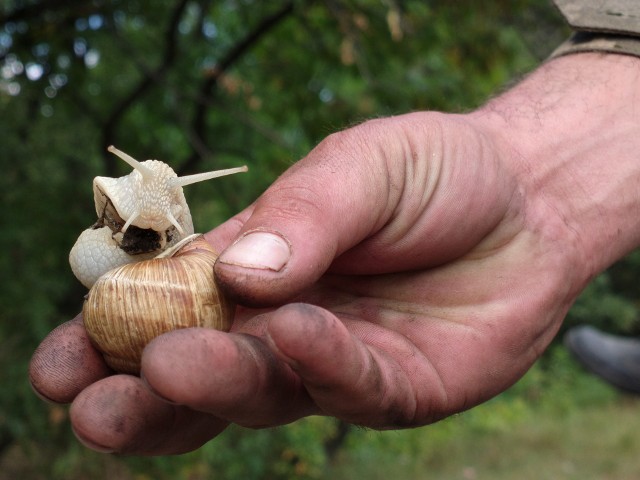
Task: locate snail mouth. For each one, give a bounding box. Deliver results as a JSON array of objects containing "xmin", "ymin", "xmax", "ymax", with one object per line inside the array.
[
  {"xmin": 92, "ymin": 191, "xmax": 174, "ymax": 255},
  {"xmin": 119, "ymin": 225, "xmax": 168, "ymax": 255}
]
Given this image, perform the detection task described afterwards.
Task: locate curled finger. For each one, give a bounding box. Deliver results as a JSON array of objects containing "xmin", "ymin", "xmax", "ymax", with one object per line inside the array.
[
  {"xmin": 140, "ymin": 327, "xmax": 316, "ymax": 428},
  {"xmin": 70, "ymin": 374, "xmax": 228, "ymax": 455},
  {"xmin": 265, "ymin": 303, "xmax": 446, "ymax": 428}
]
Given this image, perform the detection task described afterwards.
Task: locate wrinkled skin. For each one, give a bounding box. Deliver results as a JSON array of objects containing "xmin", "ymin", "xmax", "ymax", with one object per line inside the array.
[{"xmin": 30, "ymin": 53, "xmax": 640, "ymax": 455}]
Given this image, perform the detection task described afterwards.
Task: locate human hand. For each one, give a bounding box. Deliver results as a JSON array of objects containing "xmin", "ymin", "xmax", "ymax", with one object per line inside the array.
[{"xmin": 30, "ymin": 52, "xmax": 640, "ymax": 455}]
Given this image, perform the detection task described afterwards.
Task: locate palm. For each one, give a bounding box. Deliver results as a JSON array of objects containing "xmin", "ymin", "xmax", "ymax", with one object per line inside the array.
[{"xmin": 229, "ymin": 194, "xmax": 575, "ymax": 429}]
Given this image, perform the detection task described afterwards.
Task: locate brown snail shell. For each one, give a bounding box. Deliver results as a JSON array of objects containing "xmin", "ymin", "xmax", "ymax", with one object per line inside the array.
[{"xmin": 82, "ymin": 234, "xmax": 234, "ymax": 374}]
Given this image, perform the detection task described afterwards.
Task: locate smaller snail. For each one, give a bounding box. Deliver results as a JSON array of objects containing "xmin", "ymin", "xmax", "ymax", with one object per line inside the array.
[{"xmin": 71, "ymin": 146, "xmax": 247, "ymax": 374}]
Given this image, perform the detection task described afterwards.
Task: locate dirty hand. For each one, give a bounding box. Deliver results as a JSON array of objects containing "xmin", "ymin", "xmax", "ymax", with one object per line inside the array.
[{"xmin": 30, "ymin": 52, "xmax": 640, "ymax": 455}]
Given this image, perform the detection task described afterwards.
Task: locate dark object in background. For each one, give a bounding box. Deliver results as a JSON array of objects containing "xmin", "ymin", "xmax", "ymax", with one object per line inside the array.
[{"xmin": 565, "ymin": 325, "xmax": 640, "ymax": 394}]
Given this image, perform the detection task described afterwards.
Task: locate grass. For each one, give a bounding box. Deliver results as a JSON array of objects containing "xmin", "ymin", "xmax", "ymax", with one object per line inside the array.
[
  {"xmin": 3, "ymin": 349, "xmax": 640, "ymax": 480},
  {"xmin": 326, "ymin": 397, "xmax": 640, "ymax": 480},
  {"xmin": 327, "ymin": 350, "xmax": 640, "ymax": 480}
]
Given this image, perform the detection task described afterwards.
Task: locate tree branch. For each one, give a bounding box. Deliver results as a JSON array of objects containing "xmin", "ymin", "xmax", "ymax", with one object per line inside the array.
[
  {"xmin": 179, "ymin": 1, "xmax": 296, "ymax": 174},
  {"xmin": 0, "ymin": 0, "xmax": 101, "ymax": 24},
  {"xmin": 323, "ymin": 420, "xmax": 352, "ymax": 463},
  {"xmin": 100, "ymin": 0, "xmax": 191, "ymax": 175}
]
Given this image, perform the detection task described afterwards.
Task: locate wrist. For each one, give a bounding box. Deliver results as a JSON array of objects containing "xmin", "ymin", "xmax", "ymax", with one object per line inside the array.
[{"xmin": 471, "ymin": 52, "xmax": 640, "ymax": 285}]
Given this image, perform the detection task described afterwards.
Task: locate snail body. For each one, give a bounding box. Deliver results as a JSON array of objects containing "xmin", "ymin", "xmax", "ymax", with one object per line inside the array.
[
  {"xmin": 70, "ymin": 146, "xmax": 246, "ymax": 374},
  {"xmin": 70, "ymin": 146, "xmax": 247, "ymax": 289}
]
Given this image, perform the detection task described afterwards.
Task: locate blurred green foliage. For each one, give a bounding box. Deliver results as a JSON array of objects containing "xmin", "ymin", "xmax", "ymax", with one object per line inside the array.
[{"xmin": 1, "ymin": 0, "xmax": 638, "ymax": 478}]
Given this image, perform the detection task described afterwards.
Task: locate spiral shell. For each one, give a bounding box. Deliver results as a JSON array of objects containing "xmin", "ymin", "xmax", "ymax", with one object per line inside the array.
[{"xmin": 82, "ymin": 235, "xmax": 234, "ymax": 374}]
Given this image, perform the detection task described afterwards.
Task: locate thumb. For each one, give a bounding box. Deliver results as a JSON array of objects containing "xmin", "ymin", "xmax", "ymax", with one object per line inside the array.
[
  {"xmin": 214, "ymin": 116, "xmax": 410, "ymax": 307},
  {"xmin": 214, "ymin": 112, "xmax": 513, "ymax": 307}
]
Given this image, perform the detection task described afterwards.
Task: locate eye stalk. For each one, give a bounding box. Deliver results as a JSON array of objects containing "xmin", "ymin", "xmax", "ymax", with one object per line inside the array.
[
  {"xmin": 107, "ymin": 145, "xmax": 154, "ymax": 181},
  {"xmin": 170, "ymin": 166, "xmax": 249, "ymax": 188},
  {"xmin": 106, "ymin": 145, "xmax": 248, "ymax": 234},
  {"xmin": 107, "ymin": 145, "xmax": 248, "ymax": 188}
]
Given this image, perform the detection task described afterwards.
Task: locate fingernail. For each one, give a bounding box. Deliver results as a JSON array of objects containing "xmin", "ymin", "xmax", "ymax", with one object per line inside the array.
[
  {"xmin": 29, "ymin": 381, "xmax": 57, "ymax": 404},
  {"xmin": 218, "ymin": 231, "xmax": 291, "ymax": 272},
  {"xmin": 71, "ymin": 426, "xmax": 116, "ymax": 454}
]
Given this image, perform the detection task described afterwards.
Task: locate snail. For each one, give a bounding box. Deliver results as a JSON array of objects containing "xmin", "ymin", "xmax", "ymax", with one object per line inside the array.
[{"xmin": 70, "ymin": 146, "xmax": 247, "ymax": 374}]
